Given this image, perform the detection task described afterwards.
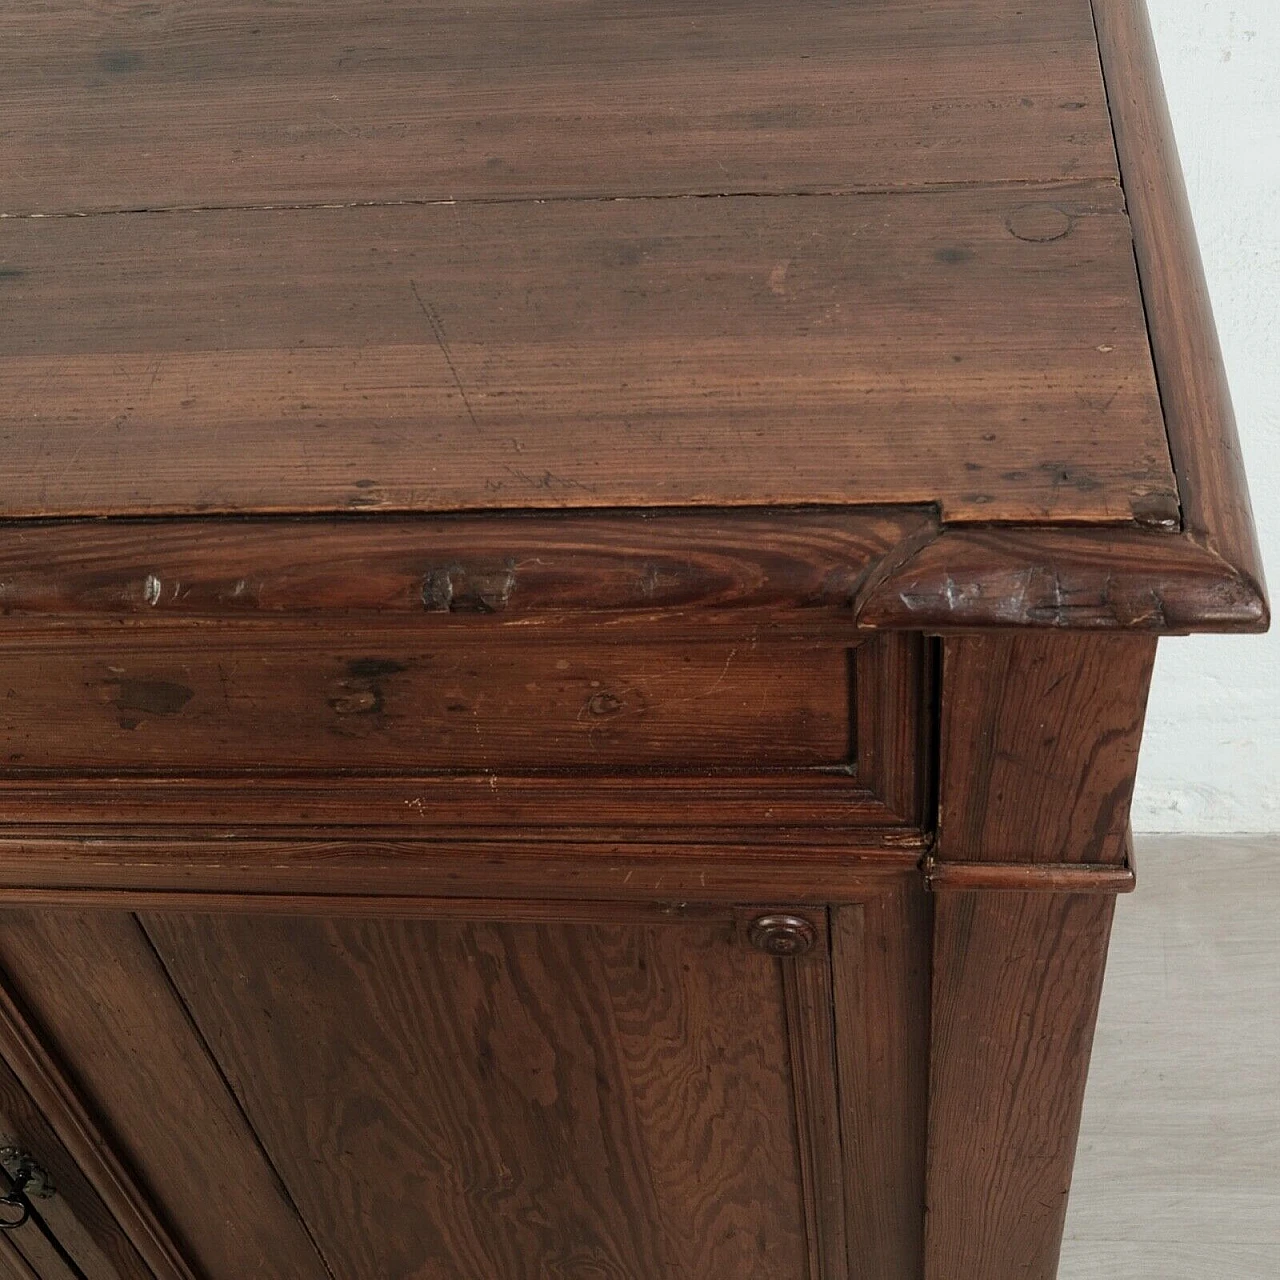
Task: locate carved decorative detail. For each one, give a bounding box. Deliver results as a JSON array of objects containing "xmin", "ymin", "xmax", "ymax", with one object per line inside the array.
[{"xmin": 747, "ymin": 914, "xmax": 818, "ymax": 958}]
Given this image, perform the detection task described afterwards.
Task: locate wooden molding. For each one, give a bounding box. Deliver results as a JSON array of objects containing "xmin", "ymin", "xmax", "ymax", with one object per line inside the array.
[
  {"xmin": 855, "ymin": 524, "xmax": 1267, "ymax": 634},
  {"xmin": 1092, "ymin": 0, "xmax": 1269, "ymax": 624},
  {"xmin": 0, "ymin": 979, "xmax": 198, "ymax": 1280},
  {"xmin": 925, "ymin": 858, "xmax": 1135, "ymax": 896}
]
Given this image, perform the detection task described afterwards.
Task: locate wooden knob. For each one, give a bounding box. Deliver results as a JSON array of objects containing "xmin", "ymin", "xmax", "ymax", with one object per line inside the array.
[{"xmin": 747, "ymin": 914, "xmax": 817, "ymax": 957}]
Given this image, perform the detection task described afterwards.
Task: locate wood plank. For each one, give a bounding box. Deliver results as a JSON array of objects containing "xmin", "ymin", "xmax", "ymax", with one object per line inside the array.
[
  {"xmin": 0, "ymin": 509, "xmax": 930, "ymax": 623},
  {"xmin": 0, "ymin": 911, "xmax": 332, "ymax": 1280},
  {"xmin": 0, "ymin": 0, "xmax": 1118, "ymax": 215},
  {"xmin": 0, "ymin": 1055, "xmax": 140, "ymax": 1280},
  {"xmin": 780, "ymin": 929, "xmax": 848, "ymax": 1280},
  {"xmin": 832, "ymin": 888, "xmax": 930, "ymax": 1279},
  {"xmin": 0, "ymin": 186, "xmax": 1172, "ymax": 525},
  {"xmin": 141, "ymin": 911, "xmax": 819, "ymax": 1279},
  {"xmin": 925, "ymin": 891, "xmax": 1115, "ymax": 1280},
  {"xmin": 938, "ymin": 634, "xmax": 1156, "ymax": 863},
  {"xmin": 0, "ymin": 975, "xmax": 196, "ymax": 1280},
  {"xmin": 0, "ymin": 1240, "xmax": 40, "ymax": 1280},
  {"xmin": 0, "ymin": 625, "xmax": 853, "ymax": 772},
  {"xmin": 0, "ymin": 836, "xmax": 922, "ymax": 907},
  {"xmin": 0, "ymin": 773, "xmax": 907, "ymax": 837},
  {"xmin": 1093, "ymin": 0, "xmax": 1269, "ymax": 622}
]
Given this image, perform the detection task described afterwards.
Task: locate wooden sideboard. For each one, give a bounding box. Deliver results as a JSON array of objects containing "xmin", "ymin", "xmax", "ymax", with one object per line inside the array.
[{"xmin": 0, "ymin": 1, "xmax": 1266, "ymax": 1277}]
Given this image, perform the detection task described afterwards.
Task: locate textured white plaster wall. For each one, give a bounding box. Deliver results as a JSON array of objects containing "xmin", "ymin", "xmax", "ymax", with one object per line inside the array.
[{"xmin": 1131, "ymin": 2, "xmax": 1280, "ymax": 833}]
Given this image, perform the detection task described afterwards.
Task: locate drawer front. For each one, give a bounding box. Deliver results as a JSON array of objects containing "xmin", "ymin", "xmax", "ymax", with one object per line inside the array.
[
  {"xmin": 2, "ymin": 627, "xmax": 850, "ymax": 773},
  {"xmin": 0, "ymin": 625, "xmax": 927, "ymax": 835}
]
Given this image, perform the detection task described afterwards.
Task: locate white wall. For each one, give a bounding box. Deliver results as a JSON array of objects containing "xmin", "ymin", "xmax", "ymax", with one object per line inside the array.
[{"xmin": 1131, "ymin": 2, "xmax": 1280, "ymax": 833}]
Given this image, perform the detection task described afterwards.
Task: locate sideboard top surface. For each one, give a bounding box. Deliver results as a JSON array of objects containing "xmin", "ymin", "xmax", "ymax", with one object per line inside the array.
[
  {"xmin": 0, "ymin": 0, "xmax": 1170, "ymax": 522},
  {"xmin": 0, "ymin": 0, "xmax": 1266, "ymax": 632}
]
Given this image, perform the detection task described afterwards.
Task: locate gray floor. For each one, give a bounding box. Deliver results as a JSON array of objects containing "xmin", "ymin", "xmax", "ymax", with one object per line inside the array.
[{"xmin": 1060, "ymin": 836, "xmax": 1280, "ymax": 1278}]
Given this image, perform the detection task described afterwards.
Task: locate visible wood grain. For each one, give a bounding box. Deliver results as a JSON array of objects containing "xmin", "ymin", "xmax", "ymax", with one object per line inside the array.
[
  {"xmin": 141, "ymin": 910, "xmax": 828, "ymax": 1279},
  {"xmin": 857, "ymin": 524, "xmax": 1269, "ymax": 633},
  {"xmin": 0, "ymin": 836, "xmax": 921, "ymax": 907},
  {"xmin": 925, "ymin": 891, "xmax": 1115, "ymax": 1280},
  {"xmin": 1093, "ymin": 0, "xmax": 1269, "ymax": 622},
  {"xmin": 855, "ymin": 632, "xmax": 934, "ymax": 824},
  {"xmin": 938, "ymin": 633, "xmax": 1156, "ymax": 863},
  {"xmin": 4, "ymin": 1228, "xmax": 79, "ymax": 1280},
  {"xmin": 0, "ymin": 186, "xmax": 1171, "ymax": 525},
  {"xmin": 0, "ymin": 976, "xmax": 197, "ymax": 1280},
  {"xmin": 927, "ymin": 859, "xmax": 1135, "ymax": 895},
  {"xmin": 0, "ymin": 1053, "xmax": 141, "ymax": 1280},
  {"xmin": 832, "ymin": 887, "xmax": 931, "ymax": 1280},
  {"xmin": 0, "ymin": 510, "xmax": 929, "ymax": 623},
  {"xmin": 0, "ymin": 0, "xmax": 1118, "ymax": 215},
  {"xmin": 0, "ymin": 911, "xmax": 331, "ymax": 1280},
  {"xmin": 0, "ymin": 1240, "xmax": 39, "ymax": 1280},
  {"xmin": 0, "ymin": 773, "xmax": 916, "ymax": 838},
  {"xmin": 0, "ymin": 624, "xmax": 852, "ymax": 772},
  {"xmin": 780, "ymin": 932, "xmax": 848, "ymax": 1280}
]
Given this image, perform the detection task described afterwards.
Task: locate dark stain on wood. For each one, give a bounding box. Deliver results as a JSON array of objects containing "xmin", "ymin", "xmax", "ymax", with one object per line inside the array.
[
  {"xmin": 109, "ymin": 678, "xmax": 194, "ymax": 719},
  {"xmin": 96, "ymin": 50, "xmax": 143, "ymax": 75}
]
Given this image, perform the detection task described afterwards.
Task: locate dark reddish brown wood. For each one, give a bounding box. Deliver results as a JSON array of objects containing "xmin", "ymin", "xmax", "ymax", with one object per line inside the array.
[
  {"xmin": 0, "ymin": 836, "xmax": 920, "ymax": 908},
  {"xmin": 0, "ymin": 976, "xmax": 196, "ymax": 1280},
  {"xmin": 927, "ymin": 859, "xmax": 1135, "ymax": 895},
  {"xmin": 0, "ymin": 0, "xmax": 1118, "ymax": 214},
  {"xmin": 1093, "ymin": 0, "xmax": 1269, "ymax": 622},
  {"xmin": 0, "ymin": 510, "xmax": 928, "ymax": 622},
  {"xmin": 139, "ymin": 907, "xmax": 840, "ymax": 1279},
  {"xmin": 858, "ymin": 524, "xmax": 1268, "ymax": 633},
  {"xmin": 0, "ymin": 911, "xmax": 331, "ymax": 1280},
  {"xmin": 831, "ymin": 886, "xmax": 931, "ymax": 1280},
  {"xmin": 0, "ymin": 186, "xmax": 1171, "ymax": 525},
  {"xmin": 0, "ymin": 1, "xmax": 1266, "ymax": 1276},
  {"xmin": 938, "ymin": 633, "xmax": 1156, "ymax": 864},
  {"xmin": 0, "ymin": 1052, "xmax": 148, "ymax": 1280},
  {"xmin": 780, "ymin": 931, "xmax": 848, "ymax": 1280},
  {"xmin": 0, "ymin": 773, "xmax": 918, "ymax": 839},
  {"xmin": 925, "ymin": 892, "xmax": 1115, "ymax": 1280},
  {"xmin": 0, "ymin": 624, "xmax": 852, "ymax": 772}
]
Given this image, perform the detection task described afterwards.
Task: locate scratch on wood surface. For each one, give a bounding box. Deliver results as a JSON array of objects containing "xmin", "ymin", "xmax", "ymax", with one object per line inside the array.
[{"xmin": 409, "ymin": 279, "xmax": 479, "ymax": 430}]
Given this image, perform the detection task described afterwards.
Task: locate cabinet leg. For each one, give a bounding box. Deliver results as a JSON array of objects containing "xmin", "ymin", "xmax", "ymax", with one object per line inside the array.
[{"xmin": 924, "ymin": 890, "xmax": 1115, "ymax": 1280}]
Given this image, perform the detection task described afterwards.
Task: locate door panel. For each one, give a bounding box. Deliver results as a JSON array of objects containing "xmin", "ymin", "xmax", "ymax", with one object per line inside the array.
[
  {"xmin": 0, "ymin": 900, "xmax": 868, "ymax": 1280},
  {"xmin": 0, "ymin": 912, "xmax": 328, "ymax": 1280},
  {"xmin": 0, "ymin": 1052, "xmax": 151, "ymax": 1280},
  {"xmin": 140, "ymin": 909, "xmax": 828, "ymax": 1280}
]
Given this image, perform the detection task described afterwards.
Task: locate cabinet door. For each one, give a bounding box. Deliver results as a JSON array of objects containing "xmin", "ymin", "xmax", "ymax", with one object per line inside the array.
[
  {"xmin": 0, "ymin": 1024, "xmax": 164, "ymax": 1280},
  {"xmin": 0, "ymin": 903, "xmax": 849, "ymax": 1280}
]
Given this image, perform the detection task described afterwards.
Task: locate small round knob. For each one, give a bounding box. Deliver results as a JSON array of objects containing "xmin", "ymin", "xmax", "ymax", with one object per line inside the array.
[{"xmin": 747, "ymin": 914, "xmax": 818, "ymax": 957}]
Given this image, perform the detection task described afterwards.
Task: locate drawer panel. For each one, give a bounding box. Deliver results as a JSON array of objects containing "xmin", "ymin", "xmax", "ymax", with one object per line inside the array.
[{"xmin": 0, "ymin": 627, "xmax": 851, "ymax": 773}]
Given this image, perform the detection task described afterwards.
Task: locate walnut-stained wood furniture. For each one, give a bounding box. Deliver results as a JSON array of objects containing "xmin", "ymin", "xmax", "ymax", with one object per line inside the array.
[{"xmin": 0, "ymin": 2, "xmax": 1267, "ymax": 1277}]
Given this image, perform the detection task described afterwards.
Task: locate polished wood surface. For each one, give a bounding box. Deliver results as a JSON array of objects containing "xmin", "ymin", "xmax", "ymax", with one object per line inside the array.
[
  {"xmin": 926, "ymin": 891, "xmax": 1116, "ymax": 1280},
  {"xmin": 1093, "ymin": 0, "xmax": 1268, "ymax": 615},
  {"xmin": 139, "ymin": 907, "xmax": 835, "ymax": 1279},
  {"xmin": 938, "ymin": 633, "xmax": 1156, "ymax": 864},
  {"xmin": 0, "ymin": 183, "xmax": 1169, "ymax": 524},
  {"xmin": 0, "ymin": 0, "xmax": 1117, "ymax": 213},
  {"xmin": 0, "ymin": 912, "xmax": 330, "ymax": 1280},
  {"xmin": 0, "ymin": 2, "xmax": 1268, "ymax": 1278}
]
